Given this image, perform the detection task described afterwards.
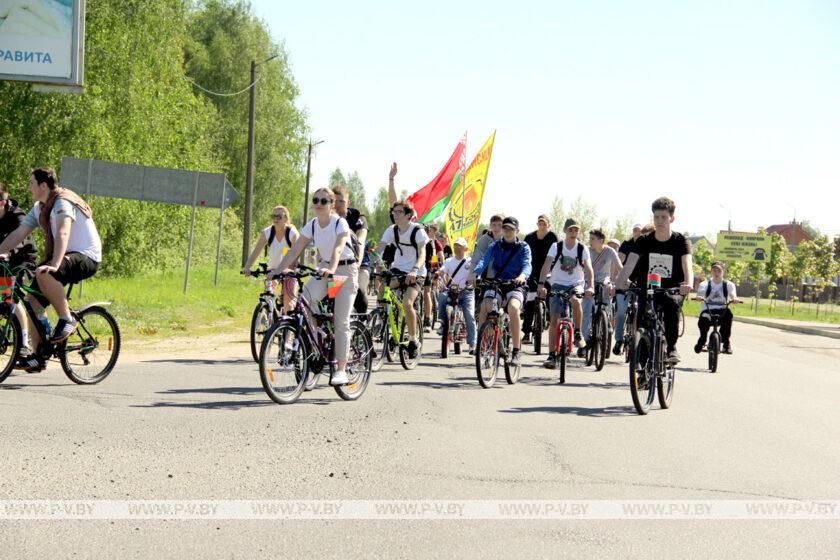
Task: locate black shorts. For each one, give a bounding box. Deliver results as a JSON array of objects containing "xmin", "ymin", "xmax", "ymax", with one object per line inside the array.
[
  {"xmin": 423, "ymin": 270, "xmax": 434, "ymax": 287},
  {"xmin": 30, "ymin": 252, "xmax": 99, "ymax": 307}
]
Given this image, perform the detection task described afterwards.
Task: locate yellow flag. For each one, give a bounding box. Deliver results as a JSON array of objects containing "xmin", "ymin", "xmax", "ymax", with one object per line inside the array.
[{"xmin": 445, "ymin": 131, "xmax": 496, "ymax": 251}]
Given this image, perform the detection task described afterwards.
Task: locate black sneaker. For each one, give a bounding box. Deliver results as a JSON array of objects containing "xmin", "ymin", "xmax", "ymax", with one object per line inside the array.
[
  {"xmin": 577, "ymin": 346, "xmax": 587, "ymax": 359},
  {"xmin": 722, "ymin": 344, "xmax": 732, "ymax": 355},
  {"xmin": 510, "ymin": 349, "xmax": 521, "ymax": 368},
  {"xmin": 612, "ymin": 340, "xmax": 623, "ymax": 356},
  {"xmin": 542, "ymin": 352, "xmax": 557, "ymax": 370},
  {"xmin": 574, "ymin": 331, "xmax": 585, "ymax": 349},
  {"xmin": 49, "ymin": 318, "xmax": 78, "ymax": 344},
  {"xmin": 694, "ymin": 342, "xmax": 705, "ymax": 354},
  {"xmin": 666, "ymin": 349, "xmax": 681, "ymax": 365},
  {"xmin": 23, "ymin": 354, "xmax": 47, "ymax": 373},
  {"xmin": 407, "ymin": 340, "xmax": 418, "ymax": 359}
]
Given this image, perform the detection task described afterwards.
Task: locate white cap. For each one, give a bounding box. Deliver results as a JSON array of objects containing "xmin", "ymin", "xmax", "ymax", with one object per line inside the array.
[
  {"xmin": 453, "ymin": 237, "xmax": 468, "ymax": 247},
  {"xmin": 632, "ymin": 223, "xmax": 642, "ymax": 230}
]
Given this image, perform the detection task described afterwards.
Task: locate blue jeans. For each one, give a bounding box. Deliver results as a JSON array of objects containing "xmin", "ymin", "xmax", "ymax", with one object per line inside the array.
[
  {"xmin": 614, "ymin": 293, "xmax": 629, "ymax": 342},
  {"xmin": 438, "ymin": 290, "xmax": 476, "ymax": 346}
]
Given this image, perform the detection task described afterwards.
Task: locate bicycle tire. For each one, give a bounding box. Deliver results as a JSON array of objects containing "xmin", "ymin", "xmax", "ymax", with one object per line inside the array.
[
  {"xmin": 504, "ymin": 334, "xmax": 521, "ymax": 385},
  {"xmin": 453, "ymin": 311, "xmax": 463, "ymax": 355},
  {"xmin": 0, "ymin": 312, "xmax": 21, "ymax": 384},
  {"xmin": 657, "ymin": 340, "xmax": 676, "ymax": 409},
  {"xmin": 475, "ymin": 321, "xmax": 498, "ymax": 388},
  {"xmin": 533, "ymin": 300, "xmax": 543, "ymax": 355},
  {"xmin": 585, "ymin": 330, "xmax": 595, "ymax": 367},
  {"xmin": 259, "ymin": 320, "xmax": 308, "ymax": 405},
  {"xmin": 368, "ymin": 307, "xmax": 387, "ymax": 372},
  {"xmin": 595, "ymin": 311, "xmax": 609, "ymax": 372},
  {"xmin": 397, "ymin": 317, "xmax": 418, "ymax": 370},
  {"xmin": 250, "ymin": 300, "xmax": 272, "ymax": 363},
  {"xmin": 678, "ymin": 306, "xmax": 685, "ymax": 338},
  {"xmin": 629, "ymin": 329, "xmax": 656, "ymax": 415},
  {"xmin": 558, "ymin": 325, "xmax": 568, "ymax": 385},
  {"xmin": 60, "ymin": 306, "xmax": 121, "ymax": 385},
  {"xmin": 440, "ymin": 307, "xmax": 451, "ymax": 359},
  {"xmin": 335, "ymin": 320, "xmax": 373, "ymax": 401},
  {"xmin": 708, "ymin": 331, "xmax": 720, "ymax": 373}
]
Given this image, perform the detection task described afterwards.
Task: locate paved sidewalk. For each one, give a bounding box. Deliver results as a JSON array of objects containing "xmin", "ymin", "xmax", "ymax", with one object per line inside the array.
[{"xmin": 733, "ymin": 315, "xmax": 840, "ymax": 340}]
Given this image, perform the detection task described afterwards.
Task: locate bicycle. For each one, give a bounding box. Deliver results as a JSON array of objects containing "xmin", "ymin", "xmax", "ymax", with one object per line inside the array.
[
  {"xmin": 628, "ymin": 279, "xmax": 680, "ymax": 415},
  {"xmin": 616, "ymin": 286, "xmax": 640, "ymax": 364},
  {"xmin": 585, "ymin": 282, "xmax": 613, "ymax": 372},
  {"xmin": 474, "ymin": 279, "xmax": 521, "ymax": 388},
  {"xmin": 531, "ymin": 291, "xmax": 549, "ymax": 356},
  {"xmin": 367, "ymin": 269, "xmax": 424, "ymax": 371},
  {"xmin": 693, "ymin": 298, "xmax": 740, "ymax": 373},
  {"xmin": 258, "ymin": 266, "xmax": 373, "ymax": 404},
  {"xmin": 546, "ymin": 287, "xmax": 581, "ymax": 385},
  {"xmin": 246, "ymin": 262, "xmax": 284, "ymax": 363},
  {"xmin": 440, "ymin": 285, "xmax": 467, "ymax": 358},
  {"xmin": 0, "ymin": 261, "xmax": 120, "ymax": 385}
]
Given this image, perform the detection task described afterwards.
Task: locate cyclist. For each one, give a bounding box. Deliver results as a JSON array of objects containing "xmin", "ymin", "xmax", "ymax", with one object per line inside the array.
[
  {"xmin": 373, "ymin": 199, "xmax": 429, "ymax": 359},
  {"xmin": 242, "ymin": 205, "xmax": 300, "ymax": 312},
  {"xmin": 615, "ymin": 197, "xmax": 693, "ymax": 365},
  {"xmin": 274, "ymin": 187, "xmax": 359, "ymax": 386},
  {"xmin": 0, "ymin": 168, "xmax": 102, "ymax": 372},
  {"xmin": 581, "ymin": 228, "xmax": 622, "ymax": 357},
  {"xmin": 522, "ymin": 214, "xmax": 558, "ymax": 345},
  {"xmin": 0, "ymin": 182, "xmax": 38, "ymax": 360},
  {"xmin": 422, "ymin": 222, "xmax": 445, "ymax": 333},
  {"xmin": 537, "ymin": 218, "xmax": 595, "ymax": 369},
  {"xmin": 469, "ymin": 217, "xmax": 531, "ymax": 369},
  {"xmin": 607, "ymin": 239, "xmax": 620, "ymax": 253},
  {"xmin": 332, "ymin": 185, "xmax": 369, "ymax": 314},
  {"xmin": 436, "ymin": 236, "xmax": 476, "ymax": 353},
  {"xmin": 694, "ymin": 261, "xmax": 741, "ymax": 354},
  {"xmin": 613, "ymin": 223, "xmax": 644, "ymax": 355}
]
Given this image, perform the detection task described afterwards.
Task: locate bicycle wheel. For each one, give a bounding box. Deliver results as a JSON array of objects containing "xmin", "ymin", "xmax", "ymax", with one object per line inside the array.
[
  {"xmin": 335, "ymin": 320, "xmax": 373, "ymax": 401},
  {"xmin": 708, "ymin": 331, "xmax": 720, "ymax": 373},
  {"xmin": 250, "ymin": 300, "xmax": 273, "ymax": 363},
  {"xmin": 558, "ymin": 325, "xmax": 569, "ymax": 384},
  {"xmin": 440, "ymin": 306, "xmax": 450, "ymax": 359},
  {"xmin": 629, "ymin": 330, "xmax": 656, "ymax": 415},
  {"xmin": 594, "ymin": 311, "xmax": 609, "ymax": 372},
  {"xmin": 585, "ymin": 331, "xmax": 595, "ymax": 367},
  {"xmin": 678, "ymin": 307, "xmax": 685, "ymax": 338},
  {"xmin": 61, "ymin": 306, "xmax": 121, "ymax": 384},
  {"xmin": 453, "ymin": 312, "xmax": 463, "ymax": 355},
  {"xmin": 0, "ymin": 312, "xmax": 21, "ymax": 384},
  {"xmin": 397, "ymin": 317, "xmax": 418, "ymax": 370},
  {"xmin": 533, "ymin": 300, "xmax": 543, "ymax": 355},
  {"xmin": 657, "ymin": 341, "xmax": 676, "ymax": 409},
  {"xmin": 368, "ymin": 307, "xmax": 387, "ymax": 372},
  {"xmin": 475, "ymin": 321, "xmax": 499, "ymax": 388},
  {"xmin": 259, "ymin": 320, "xmax": 308, "ymax": 404},
  {"xmin": 504, "ymin": 333, "xmax": 521, "ymax": 385},
  {"xmin": 415, "ymin": 295, "xmax": 425, "ymax": 350}
]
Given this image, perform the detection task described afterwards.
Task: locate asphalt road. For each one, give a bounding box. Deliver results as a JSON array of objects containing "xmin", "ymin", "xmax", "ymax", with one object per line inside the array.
[{"xmin": 1, "ymin": 321, "xmax": 838, "ymax": 559}]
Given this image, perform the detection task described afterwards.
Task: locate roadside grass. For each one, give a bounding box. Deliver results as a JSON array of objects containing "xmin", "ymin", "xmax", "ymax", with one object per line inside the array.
[{"xmin": 682, "ymin": 298, "xmax": 840, "ymax": 324}]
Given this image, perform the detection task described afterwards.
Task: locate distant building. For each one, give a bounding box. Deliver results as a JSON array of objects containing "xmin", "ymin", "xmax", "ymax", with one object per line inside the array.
[
  {"xmin": 687, "ymin": 235, "xmax": 715, "ymax": 252},
  {"xmin": 765, "ymin": 222, "xmax": 814, "ymax": 252}
]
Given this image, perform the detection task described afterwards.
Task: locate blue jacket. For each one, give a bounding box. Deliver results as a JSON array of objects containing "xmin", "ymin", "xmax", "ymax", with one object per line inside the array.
[{"xmin": 473, "ymin": 239, "xmax": 532, "ymax": 281}]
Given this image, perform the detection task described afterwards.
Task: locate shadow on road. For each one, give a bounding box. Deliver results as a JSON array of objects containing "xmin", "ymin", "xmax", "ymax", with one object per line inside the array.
[
  {"xmin": 156, "ymin": 386, "xmax": 263, "ymax": 396},
  {"xmin": 498, "ymin": 405, "xmax": 636, "ymax": 417},
  {"xmin": 378, "ymin": 379, "xmax": 474, "ymax": 390},
  {"xmin": 143, "ymin": 358, "xmax": 254, "ymax": 366},
  {"xmin": 132, "ymin": 396, "xmax": 334, "ymax": 410}
]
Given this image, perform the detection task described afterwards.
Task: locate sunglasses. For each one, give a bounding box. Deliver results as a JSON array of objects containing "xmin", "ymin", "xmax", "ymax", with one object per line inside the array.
[
  {"xmin": 312, "ymin": 196, "xmax": 331, "ymax": 206},
  {"xmin": 272, "ymin": 214, "xmax": 286, "ymax": 220}
]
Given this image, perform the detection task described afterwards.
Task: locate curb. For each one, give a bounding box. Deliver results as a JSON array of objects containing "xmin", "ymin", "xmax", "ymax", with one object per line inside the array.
[{"xmin": 733, "ymin": 316, "xmax": 840, "ymax": 340}]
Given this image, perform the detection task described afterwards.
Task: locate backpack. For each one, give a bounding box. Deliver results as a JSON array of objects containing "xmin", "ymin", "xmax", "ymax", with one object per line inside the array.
[
  {"xmin": 549, "ymin": 241, "xmax": 585, "ymax": 273},
  {"xmin": 706, "ymin": 280, "xmax": 729, "ymax": 301},
  {"xmin": 265, "ymin": 226, "xmax": 293, "ymax": 257},
  {"xmin": 390, "ymin": 223, "xmax": 422, "ymax": 258}
]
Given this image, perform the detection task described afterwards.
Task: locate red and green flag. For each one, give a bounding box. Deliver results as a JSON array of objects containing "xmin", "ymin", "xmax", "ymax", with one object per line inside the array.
[{"xmin": 408, "ymin": 136, "xmax": 466, "ymax": 224}]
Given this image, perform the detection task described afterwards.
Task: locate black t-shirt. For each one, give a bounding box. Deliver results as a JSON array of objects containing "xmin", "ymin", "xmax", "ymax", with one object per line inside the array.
[
  {"xmin": 424, "ymin": 239, "xmax": 443, "ymax": 268},
  {"xmin": 443, "ymin": 245, "xmax": 453, "ymax": 259},
  {"xmin": 345, "ymin": 208, "xmax": 366, "ymax": 234},
  {"xmin": 618, "ymin": 239, "xmax": 635, "ymax": 263},
  {"xmin": 629, "ymin": 232, "xmax": 691, "ymax": 289},
  {"xmin": 0, "ymin": 199, "xmax": 37, "ymax": 269},
  {"xmin": 524, "ymin": 230, "xmax": 559, "ymax": 279}
]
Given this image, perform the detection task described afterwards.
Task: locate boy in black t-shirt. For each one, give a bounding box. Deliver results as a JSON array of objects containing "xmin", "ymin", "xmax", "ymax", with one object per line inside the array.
[{"xmin": 615, "ymin": 197, "xmax": 693, "ymax": 364}]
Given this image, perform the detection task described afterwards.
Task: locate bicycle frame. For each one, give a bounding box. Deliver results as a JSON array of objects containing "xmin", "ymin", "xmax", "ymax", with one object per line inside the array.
[{"xmin": 549, "ymin": 291, "xmax": 577, "ymax": 355}]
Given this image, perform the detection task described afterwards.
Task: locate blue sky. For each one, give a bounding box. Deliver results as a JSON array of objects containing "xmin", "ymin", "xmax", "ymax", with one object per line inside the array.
[{"xmin": 251, "ymin": 0, "xmax": 840, "ymax": 239}]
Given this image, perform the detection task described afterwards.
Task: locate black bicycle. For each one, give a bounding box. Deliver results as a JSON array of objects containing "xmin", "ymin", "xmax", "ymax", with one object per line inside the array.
[
  {"xmin": 0, "ymin": 262, "xmax": 120, "ymax": 385},
  {"xmin": 532, "ymin": 294, "xmax": 549, "ymax": 356},
  {"xmin": 585, "ymin": 282, "xmax": 613, "ymax": 372},
  {"xmin": 628, "ymin": 284, "xmax": 680, "ymax": 415},
  {"xmin": 440, "ymin": 285, "xmax": 467, "ymax": 358},
  {"xmin": 693, "ymin": 298, "xmax": 741, "ymax": 373},
  {"xmin": 617, "ymin": 287, "xmax": 640, "ymax": 364},
  {"xmin": 246, "ymin": 262, "xmax": 283, "ymax": 363}
]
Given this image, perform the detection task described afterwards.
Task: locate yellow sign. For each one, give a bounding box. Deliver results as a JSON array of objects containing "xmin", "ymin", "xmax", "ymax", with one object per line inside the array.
[
  {"xmin": 716, "ymin": 231, "xmax": 771, "ymax": 262},
  {"xmin": 445, "ymin": 131, "xmax": 496, "ymax": 251}
]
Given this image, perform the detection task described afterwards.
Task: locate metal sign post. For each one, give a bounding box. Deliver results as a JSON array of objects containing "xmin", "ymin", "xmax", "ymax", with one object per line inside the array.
[
  {"xmin": 214, "ymin": 175, "xmax": 227, "ymax": 287},
  {"xmin": 184, "ymin": 172, "xmax": 200, "ymax": 294}
]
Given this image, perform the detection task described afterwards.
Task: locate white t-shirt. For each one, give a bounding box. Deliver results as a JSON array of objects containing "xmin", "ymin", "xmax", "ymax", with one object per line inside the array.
[
  {"xmin": 301, "ymin": 215, "xmax": 355, "ymax": 264},
  {"xmin": 263, "ymin": 225, "xmax": 299, "ymax": 269},
  {"xmin": 441, "ymin": 256, "xmax": 471, "ymax": 289},
  {"xmin": 380, "ymin": 223, "xmax": 430, "ymax": 275},
  {"xmin": 546, "ymin": 241, "xmax": 590, "ymax": 286},
  {"xmin": 698, "ymin": 279, "xmax": 737, "ymax": 312},
  {"xmin": 23, "ymin": 199, "xmax": 102, "ymax": 262}
]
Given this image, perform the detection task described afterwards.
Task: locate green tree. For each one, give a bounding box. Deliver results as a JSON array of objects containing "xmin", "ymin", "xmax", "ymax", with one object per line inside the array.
[
  {"xmin": 811, "ymin": 236, "xmax": 838, "ymax": 307},
  {"xmin": 328, "ymin": 168, "xmax": 347, "ymax": 190},
  {"xmin": 692, "ymin": 239, "xmax": 715, "ymax": 278},
  {"xmin": 568, "ymin": 196, "xmax": 599, "ymax": 235},
  {"xmin": 367, "ymin": 187, "xmax": 392, "ymax": 242},
  {"xmin": 346, "ymin": 171, "xmax": 370, "ymax": 216}
]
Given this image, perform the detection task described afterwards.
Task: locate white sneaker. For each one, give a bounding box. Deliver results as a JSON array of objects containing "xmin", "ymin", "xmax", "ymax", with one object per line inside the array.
[{"xmin": 330, "ymin": 370, "xmax": 349, "ymax": 386}]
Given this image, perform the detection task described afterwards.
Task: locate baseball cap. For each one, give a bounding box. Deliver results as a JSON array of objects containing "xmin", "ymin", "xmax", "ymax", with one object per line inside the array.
[
  {"xmin": 502, "ymin": 217, "xmax": 519, "ymax": 229},
  {"xmin": 563, "ymin": 218, "xmax": 580, "ymax": 230},
  {"xmin": 453, "ymin": 237, "xmax": 468, "ymax": 247},
  {"xmin": 608, "ymin": 238, "xmax": 620, "ymax": 246},
  {"xmin": 632, "ymin": 223, "xmax": 642, "ymax": 230},
  {"xmin": 537, "ymin": 214, "xmax": 549, "ymax": 223}
]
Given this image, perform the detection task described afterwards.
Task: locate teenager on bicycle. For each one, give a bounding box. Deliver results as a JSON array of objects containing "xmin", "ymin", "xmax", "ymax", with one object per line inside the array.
[
  {"xmin": 242, "ymin": 205, "xmax": 300, "ymax": 312},
  {"xmin": 694, "ymin": 261, "xmax": 741, "ymax": 355},
  {"xmin": 332, "ymin": 184, "xmax": 369, "ymax": 314},
  {"xmin": 0, "ymin": 168, "xmax": 102, "ymax": 372},
  {"xmin": 615, "ymin": 197, "xmax": 693, "ymax": 365},
  {"xmin": 522, "ymin": 214, "xmax": 558, "ymax": 345},
  {"xmin": 469, "ymin": 217, "xmax": 531, "ymax": 369},
  {"xmin": 537, "ymin": 218, "xmax": 595, "ymax": 369},
  {"xmin": 582, "ymin": 228, "xmax": 622, "ymax": 355},
  {"xmin": 436, "ymin": 236, "xmax": 476, "ymax": 353},
  {"xmin": 373, "ymin": 199, "xmax": 429, "ymax": 359},
  {"xmin": 274, "ymin": 187, "xmax": 359, "ymax": 386},
  {"xmin": 422, "ymin": 222, "xmax": 445, "ymax": 333}
]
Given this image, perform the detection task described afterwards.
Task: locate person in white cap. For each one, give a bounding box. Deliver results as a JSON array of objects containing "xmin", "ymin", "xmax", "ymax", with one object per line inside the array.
[{"xmin": 436, "ymin": 237, "xmax": 476, "ymax": 352}]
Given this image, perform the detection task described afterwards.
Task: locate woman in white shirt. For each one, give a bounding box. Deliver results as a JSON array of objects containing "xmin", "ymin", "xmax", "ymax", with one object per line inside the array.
[
  {"xmin": 274, "ymin": 189, "xmax": 359, "ymax": 386},
  {"xmin": 242, "ymin": 205, "xmax": 300, "ymax": 312}
]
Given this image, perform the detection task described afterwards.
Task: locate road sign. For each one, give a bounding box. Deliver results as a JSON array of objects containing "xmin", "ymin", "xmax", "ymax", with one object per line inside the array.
[{"xmin": 716, "ymin": 231, "xmax": 771, "ymax": 262}]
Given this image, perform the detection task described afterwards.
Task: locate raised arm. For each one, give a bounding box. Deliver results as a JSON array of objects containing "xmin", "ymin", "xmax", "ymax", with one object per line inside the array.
[{"xmin": 388, "ymin": 162, "xmax": 398, "ymax": 206}]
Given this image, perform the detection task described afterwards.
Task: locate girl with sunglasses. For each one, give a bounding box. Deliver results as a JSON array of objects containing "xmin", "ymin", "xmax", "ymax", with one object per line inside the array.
[
  {"xmin": 242, "ymin": 205, "xmax": 300, "ymax": 312},
  {"xmin": 275, "ymin": 188, "xmax": 359, "ymax": 386}
]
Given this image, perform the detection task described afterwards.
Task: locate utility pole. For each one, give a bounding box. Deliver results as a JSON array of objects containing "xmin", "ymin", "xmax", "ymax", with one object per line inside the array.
[{"xmin": 302, "ymin": 139, "xmax": 325, "ymax": 225}]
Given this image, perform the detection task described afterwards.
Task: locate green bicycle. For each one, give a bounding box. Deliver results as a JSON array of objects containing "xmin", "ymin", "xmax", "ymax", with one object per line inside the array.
[{"xmin": 368, "ymin": 269, "xmax": 424, "ymax": 371}]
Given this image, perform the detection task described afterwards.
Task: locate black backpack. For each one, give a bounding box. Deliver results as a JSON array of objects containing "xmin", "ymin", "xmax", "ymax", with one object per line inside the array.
[
  {"xmin": 265, "ymin": 226, "xmax": 293, "ymax": 257},
  {"xmin": 390, "ymin": 223, "xmax": 422, "ymax": 258},
  {"xmin": 549, "ymin": 241, "xmax": 585, "ymax": 272}
]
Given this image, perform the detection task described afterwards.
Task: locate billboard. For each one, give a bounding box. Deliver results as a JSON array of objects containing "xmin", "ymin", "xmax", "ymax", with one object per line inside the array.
[
  {"xmin": 0, "ymin": 0, "xmax": 85, "ymax": 86},
  {"xmin": 716, "ymin": 231, "xmax": 772, "ymax": 262}
]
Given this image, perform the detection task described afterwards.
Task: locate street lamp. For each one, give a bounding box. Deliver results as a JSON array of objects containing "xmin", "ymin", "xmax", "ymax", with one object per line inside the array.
[
  {"xmin": 719, "ymin": 204, "xmax": 732, "ymax": 232},
  {"xmin": 241, "ymin": 54, "xmax": 280, "ymax": 267},
  {"xmin": 302, "ymin": 139, "xmax": 325, "ymax": 225}
]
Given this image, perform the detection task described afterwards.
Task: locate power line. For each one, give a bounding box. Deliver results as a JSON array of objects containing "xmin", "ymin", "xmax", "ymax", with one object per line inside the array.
[{"xmin": 185, "ymin": 75, "xmax": 261, "ymax": 97}]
